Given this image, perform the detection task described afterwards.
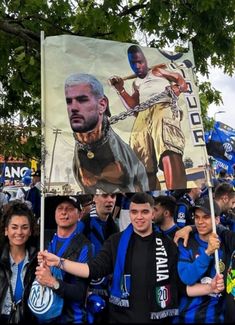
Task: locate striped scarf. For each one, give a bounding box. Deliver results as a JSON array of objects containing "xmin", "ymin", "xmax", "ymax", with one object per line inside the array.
[{"xmin": 109, "ymin": 224, "xmax": 179, "ymax": 320}]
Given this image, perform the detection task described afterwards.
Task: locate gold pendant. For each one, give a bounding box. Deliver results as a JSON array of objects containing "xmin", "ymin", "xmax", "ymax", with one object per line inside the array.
[
  {"xmin": 219, "ymin": 259, "xmax": 225, "ymax": 273},
  {"xmin": 87, "ymin": 151, "xmax": 94, "ymax": 159}
]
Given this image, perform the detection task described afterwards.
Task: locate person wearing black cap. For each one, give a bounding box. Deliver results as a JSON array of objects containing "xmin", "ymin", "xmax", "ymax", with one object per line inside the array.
[
  {"xmin": 35, "ymin": 196, "xmax": 93, "ymax": 323},
  {"xmin": 174, "ymin": 194, "xmax": 235, "ymax": 324},
  {"xmin": 174, "ymin": 196, "xmax": 228, "ymax": 323},
  {"xmin": 26, "ymin": 170, "xmax": 41, "ymax": 219}
]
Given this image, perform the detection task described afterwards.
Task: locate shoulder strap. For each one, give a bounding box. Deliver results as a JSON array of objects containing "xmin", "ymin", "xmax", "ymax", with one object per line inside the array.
[
  {"xmin": 24, "ymin": 189, "xmax": 30, "ymax": 200},
  {"xmin": 5, "ymin": 271, "xmax": 16, "ymax": 305}
]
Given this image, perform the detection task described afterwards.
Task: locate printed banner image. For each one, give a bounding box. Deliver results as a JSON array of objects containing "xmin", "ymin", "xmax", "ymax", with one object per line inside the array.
[{"xmin": 43, "ymin": 35, "xmax": 209, "ymax": 194}]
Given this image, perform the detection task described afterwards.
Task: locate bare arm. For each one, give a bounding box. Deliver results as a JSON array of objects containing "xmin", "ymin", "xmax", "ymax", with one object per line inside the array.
[
  {"xmin": 187, "ymin": 273, "xmax": 224, "ymax": 297},
  {"xmin": 152, "ymin": 66, "xmax": 188, "ymax": 96},
  {"xmin": 108, "ymin": 75, "xmax": 139, "ymax": 109},
  {"xmin": 38, "ymin": 251, "xmax": 90, "ymax": 278},
  {"xmin": 173, "ymin": 225, "xmax": 193, "ymax": 246}
]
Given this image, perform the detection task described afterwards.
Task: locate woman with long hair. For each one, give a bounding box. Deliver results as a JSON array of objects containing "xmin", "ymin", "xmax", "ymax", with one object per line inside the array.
[{"xmin": 0, "ymin": 201, "xmax": 38, "ymax": 323}]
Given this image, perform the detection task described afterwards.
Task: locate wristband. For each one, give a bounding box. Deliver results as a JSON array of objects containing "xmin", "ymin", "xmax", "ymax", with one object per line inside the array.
[
  {"xmin": 117, "ymin": 89, "xmax": 125, "ymax": 95},
  {"xmin": 57, "ymin": 258, "xmax": 65, "ymax": 269}
]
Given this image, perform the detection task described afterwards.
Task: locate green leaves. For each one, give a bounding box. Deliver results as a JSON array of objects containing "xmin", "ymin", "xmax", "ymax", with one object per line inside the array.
[{"xmin": 199, "ymin": 81, "xmax": 223, "ymax": 130}]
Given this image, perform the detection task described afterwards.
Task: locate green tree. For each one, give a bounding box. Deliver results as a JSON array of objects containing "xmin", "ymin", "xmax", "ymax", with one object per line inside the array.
[{"xmin": 0, "ymin": 0, "xmax": 234, "ymax": 162}]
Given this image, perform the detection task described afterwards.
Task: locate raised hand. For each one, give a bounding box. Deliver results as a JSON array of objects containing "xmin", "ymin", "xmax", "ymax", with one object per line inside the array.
[
  {"xmin": 205, "ymin": 233, "xmax": 220, "ymax": 256},
  {"xmin": 108, "ymin": 75, "xmax": 124, "ymax": 92},
  {"xmin": 211, "ymin": 273, "xmax": 224, "ymax": 293},
  {"xmin": 38, "ymin": 250, "xmax": 60, "ymax": 267}
]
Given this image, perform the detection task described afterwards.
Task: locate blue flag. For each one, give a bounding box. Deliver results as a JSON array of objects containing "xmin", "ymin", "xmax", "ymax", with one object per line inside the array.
[{"xmin": 205, "ymin": 121, "xmax": 235, "ymax": 174}]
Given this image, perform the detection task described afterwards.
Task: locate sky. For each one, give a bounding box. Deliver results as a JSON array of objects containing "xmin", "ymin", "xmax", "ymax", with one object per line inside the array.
[{"xmin": 202, "ymin": 68, "xmax": 235, "ymax": 129}]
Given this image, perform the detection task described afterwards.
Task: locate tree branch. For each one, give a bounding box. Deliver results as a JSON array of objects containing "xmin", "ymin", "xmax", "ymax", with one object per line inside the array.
[
  {"xmin": 119, "ymin": 3, "xmax": 147, "ymax": 17},
  {"xmin": 0, "ymin": 19, "xmax": 40, "ymax": 43}
]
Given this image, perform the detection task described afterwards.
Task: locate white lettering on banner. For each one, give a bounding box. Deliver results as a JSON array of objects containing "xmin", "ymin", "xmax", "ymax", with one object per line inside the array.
[
  {"xmin": 4, "ymin": 166, "xmax": 28, "ymax": 179},
  {"xmin": 169, "ymin": 62, "xmax": 205, "ymax": 146},
  {"xmin": 223, "ymin": 143, "xmax": 233, "ymax": 160},
  {"xmin": 155, "ymin": 238, "xmax": 169, "ymax": 282},
  {"xmin": 216, "ymin": 161, "xmax": 228, "ymax": 170}
]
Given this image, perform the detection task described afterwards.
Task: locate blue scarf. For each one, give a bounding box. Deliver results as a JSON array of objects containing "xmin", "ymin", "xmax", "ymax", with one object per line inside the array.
[
  {"xmin": 14, "ymin": 259, "xmax": 24, "ymax": 302},
  {"xmin": 90, "ymin": 218, "xmax": 105, "ymax": 256},
  {"xmin": 109, "ymin": 224, "xmax": 133, "ymax": 306},
  {"xmin": 87, "ymin": 206, "xmax": 111, "ymax": 297},
  {"xmin": 109, "ymin": 224, "xmax": 179, "ymax": 320}
]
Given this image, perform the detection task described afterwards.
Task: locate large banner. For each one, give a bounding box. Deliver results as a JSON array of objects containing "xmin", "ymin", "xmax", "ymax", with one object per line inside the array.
[{"xmin": 43, "ymin": 35, "xmax": 209, "ymax": 194}]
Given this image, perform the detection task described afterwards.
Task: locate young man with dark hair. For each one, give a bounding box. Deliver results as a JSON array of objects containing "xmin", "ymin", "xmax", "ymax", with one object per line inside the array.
[
  {"xmin": 214, "ymin": 182, "xmax": 235, "ymax": 231},
  {"xmin": 175, "ymin": 197, "xmax": 226, "ymax": 323},
  {"xmin": 153, "ymin": 195, "xmax": 179, "ymax": 238}
]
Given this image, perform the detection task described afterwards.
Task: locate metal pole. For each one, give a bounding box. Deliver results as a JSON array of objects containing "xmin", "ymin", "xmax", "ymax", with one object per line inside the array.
[
  {"xmin": 204, "ymin": 158, "xmax": 220, "ymax": 274},
  {"xmin": 40, "ymin": 30, "xmax": 45, "ymax": 252},
  {"xmin": 208, "ymin": 185, "xmax": 220, "ymax": 274}
]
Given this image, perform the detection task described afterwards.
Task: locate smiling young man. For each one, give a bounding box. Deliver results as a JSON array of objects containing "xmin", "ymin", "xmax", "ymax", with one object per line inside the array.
[
  {"xmin": 38, "ymin": 192, "xmax": 181, "ymax": 323},
  {"xmin": 175, "ymin": 196, "xmax": 227, "ymax": 323}
]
